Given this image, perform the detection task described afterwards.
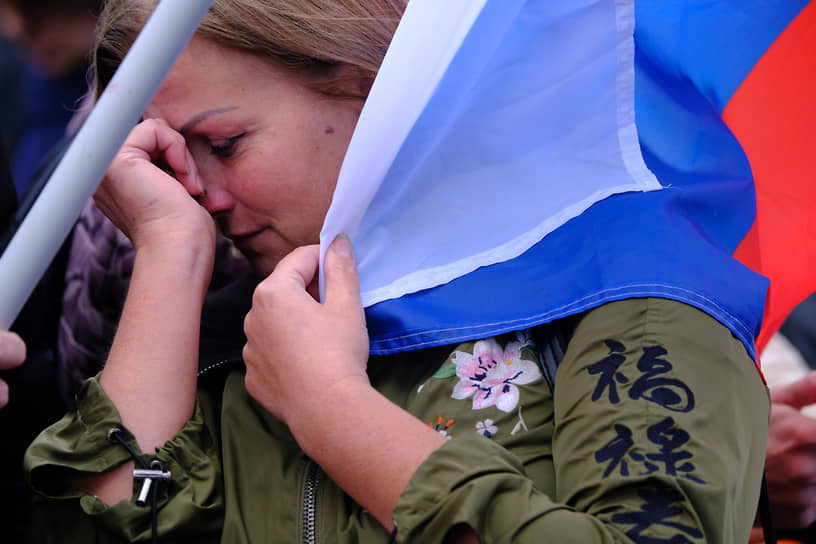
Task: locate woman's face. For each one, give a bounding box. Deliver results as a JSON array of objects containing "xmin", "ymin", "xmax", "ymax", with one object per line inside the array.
[{"xmin": 144, "ymin": 37, "xmax": 363, "ymax": 277}]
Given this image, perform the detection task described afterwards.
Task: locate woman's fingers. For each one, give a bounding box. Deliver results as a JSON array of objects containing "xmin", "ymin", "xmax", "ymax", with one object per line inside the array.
[
  {"xmin": 94, "ymin": 118, "xmax": 215, "ymax": 251},
  {"xmin": 242, "ymin": 240, "xmax": 369, "ymax": 426},
  {"xmin": 323, "ymin": 234, "xmax": 362, "ymax": 314},
  {"xmin": 273, "ymin": 245, "xmax": 321, "ymax": 292},
  {"xmin": 0, "ymin": 331, "xmax": 25, "ymax": 370},
  {"xmin": 120, "ymin": 118, "xmax": 204, "ymax": 198}
]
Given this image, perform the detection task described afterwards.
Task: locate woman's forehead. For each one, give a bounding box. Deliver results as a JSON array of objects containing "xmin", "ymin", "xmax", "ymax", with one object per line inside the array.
[
  {"xmin": 146, "ymin": 40, "xmax": 313, "ymax": 130},
  {"xmin": 148, "ymin": 42, "xmax": 258, "ymax": 113}
]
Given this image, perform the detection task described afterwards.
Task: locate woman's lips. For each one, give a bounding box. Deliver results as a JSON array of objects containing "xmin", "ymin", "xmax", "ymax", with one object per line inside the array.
[{"xmin": 230, "ymin": 229, "xmax": 265, "ymax": 253}]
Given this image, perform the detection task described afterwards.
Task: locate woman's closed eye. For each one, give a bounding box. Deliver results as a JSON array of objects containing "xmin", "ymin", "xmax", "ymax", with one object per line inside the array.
[{"xmin": 209, "ymin": 133, "xmax": 245, "ymax": 158}]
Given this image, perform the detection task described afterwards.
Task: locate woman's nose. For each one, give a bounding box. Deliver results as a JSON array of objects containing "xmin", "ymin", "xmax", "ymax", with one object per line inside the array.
[{"xmin": 197, "ymin": 186, "xmax": 235, "ymax": 216}]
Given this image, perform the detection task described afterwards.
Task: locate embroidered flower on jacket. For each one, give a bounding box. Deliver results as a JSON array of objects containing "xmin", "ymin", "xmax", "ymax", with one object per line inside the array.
[
  {"xmin": 475, "ymin": 419, "xmax": 498, "ymax": 438},
  {"xmin": 451, "ymin": 334, "xmax": 542, "ymax": 413},
  {"xmin": 428, "ymin": 416, "xmax": 454, "ymax": 440}
]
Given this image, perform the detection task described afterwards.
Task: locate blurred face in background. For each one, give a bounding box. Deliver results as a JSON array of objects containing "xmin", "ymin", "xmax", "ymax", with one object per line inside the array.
[{"xmin": 0, "ymin": 2, "xmax": 96, "ymax": 76}]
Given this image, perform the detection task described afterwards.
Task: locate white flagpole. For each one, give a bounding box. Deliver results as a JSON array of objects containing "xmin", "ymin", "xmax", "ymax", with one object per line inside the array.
[{"xmin": 0, "ymin": 0, "xmax": 214, "ymax": 328}]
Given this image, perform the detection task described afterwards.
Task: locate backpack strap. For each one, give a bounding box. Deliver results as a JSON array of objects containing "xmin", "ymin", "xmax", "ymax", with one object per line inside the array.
[{"xmin": 531, "ymin": 315, "xmax": 578, "ymax": 393}]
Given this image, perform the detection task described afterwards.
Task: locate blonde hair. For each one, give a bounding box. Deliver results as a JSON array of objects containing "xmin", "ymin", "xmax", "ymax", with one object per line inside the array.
[{"xmin": 93, "ymin": 0, "xmax": 406, "ymax": 99}]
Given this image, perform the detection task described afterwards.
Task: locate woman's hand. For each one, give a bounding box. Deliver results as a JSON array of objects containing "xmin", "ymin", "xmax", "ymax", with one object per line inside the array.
[
  {"xmin": 94, "ymin": 118, "xmax": 215, "ymax": 257},
  {"xmin": 243, "ymin": 235, "xmax": 448, "ymax": 530},
  {"xmin": 82, "ymin": 120, "xmax": 219, "ymax": 506},
  {"xmin": 0, "ymin": 330, "xmax": 26, "ymax": 409},
  {"xmin": 242, "ymin": 235, "xmax": 370, "ymax": 428}
]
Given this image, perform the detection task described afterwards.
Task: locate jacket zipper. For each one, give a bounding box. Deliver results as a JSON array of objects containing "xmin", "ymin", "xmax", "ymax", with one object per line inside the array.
[
  {"xmin": 197, "ymin": 358, "xmax": 242, "ymax": 377},
  {"xmin": 199, "ymin": 360, "xmax": 324, "ymax": 542},
  {"xmin": 303, "ymin": 461, "xmax": 322, "ymax": 544}
]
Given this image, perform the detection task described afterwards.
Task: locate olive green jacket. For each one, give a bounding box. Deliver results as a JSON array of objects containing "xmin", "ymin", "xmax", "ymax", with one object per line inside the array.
[{"xmin": 24, "ymin": 298, "xmax": 769, "ymax": 543}]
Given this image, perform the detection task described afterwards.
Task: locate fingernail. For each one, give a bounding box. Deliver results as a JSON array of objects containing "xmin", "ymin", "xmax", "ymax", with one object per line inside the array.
[
  {"xmin": 331, "ymin": 233, "xmax": 353, "ymax": 258},
  {"xmin": 192, "ymin": 172, "xmax": 205, "ymax": 194},
  {"xmin": 185, "ymin": 157, "xmax": 205, "ymax": 194}
]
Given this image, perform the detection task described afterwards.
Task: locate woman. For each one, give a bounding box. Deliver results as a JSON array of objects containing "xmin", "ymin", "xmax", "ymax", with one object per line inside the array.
[{"xmin": 23, "ymin": 1, "xmax": 769, "ymax": 542}]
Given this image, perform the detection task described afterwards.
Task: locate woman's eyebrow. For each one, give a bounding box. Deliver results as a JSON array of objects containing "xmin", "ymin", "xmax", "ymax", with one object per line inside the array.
[{"xmin": 179, "ymin": 107, "xmax": 238, "ymax": 136}]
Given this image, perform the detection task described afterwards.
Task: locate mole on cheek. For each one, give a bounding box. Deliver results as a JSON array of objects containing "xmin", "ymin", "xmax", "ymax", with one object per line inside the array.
[{"xmin": 325, "ymin": 126, "xmax": 335, "ymax": 135}]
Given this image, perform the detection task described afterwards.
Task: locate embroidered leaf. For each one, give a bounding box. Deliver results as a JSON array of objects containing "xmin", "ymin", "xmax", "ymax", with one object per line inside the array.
[
  {"xmin": 433, "ymin": 362, "xmax": 458, "ymax": 379},
  {"xmin": 510, "ymin": 406, "xmax": 529, "ymax": 435},
  {"xmin": 521, "ymin": 345, "xmax": 540, "ymax": 362}
]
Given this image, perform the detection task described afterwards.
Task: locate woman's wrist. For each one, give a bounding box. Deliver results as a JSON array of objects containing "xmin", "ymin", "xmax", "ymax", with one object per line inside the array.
[
  {"xmin": 99, "ymin": 230, "xmax": 213, "ymax": 452},
  {"xmin": 132, "ymin": 231, "xmax": 215, "ymax": 293},
  {"xmin": 286, "ymin": 378, "xmax": 447, "ymax": 529},
  {"xmin": 285, "ymin": 375, "xmax": 374, "ymax": 454}
]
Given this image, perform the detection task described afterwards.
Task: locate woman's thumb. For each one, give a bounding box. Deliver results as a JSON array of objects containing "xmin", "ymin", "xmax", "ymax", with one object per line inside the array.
[{"xmin": 324, "ymin": 234, "xmax": 362, "ymax": 311}]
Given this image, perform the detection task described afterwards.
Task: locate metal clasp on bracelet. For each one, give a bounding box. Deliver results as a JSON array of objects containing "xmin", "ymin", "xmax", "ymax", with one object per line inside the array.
[{"xmin": 134, "ymin": 461, "xmax": 171, "ymax": 506}]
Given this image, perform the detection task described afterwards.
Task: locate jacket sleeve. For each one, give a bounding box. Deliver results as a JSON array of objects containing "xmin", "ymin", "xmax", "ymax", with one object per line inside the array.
[
  {"xmin": 392, "ymin": 298, "xmax": 770, "ymax": 543},
  {"xmin": 24, "ymin": 376, "xmax": 224, "ymax": 543}
]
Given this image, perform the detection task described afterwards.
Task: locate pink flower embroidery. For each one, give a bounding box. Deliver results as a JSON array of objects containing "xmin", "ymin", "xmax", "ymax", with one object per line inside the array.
[{"xmin": 451, "ymin": 335, "xmax": 542, "ymax": 412}]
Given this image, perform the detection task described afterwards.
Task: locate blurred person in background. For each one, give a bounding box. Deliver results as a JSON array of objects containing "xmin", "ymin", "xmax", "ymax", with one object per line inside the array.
[
  {"xmin": 0, "ymin": 0, "xmax": 101, "ymax": 197},
  {"xmin": 753, "ymin": 299, "xmax": 816, "ymax": 544}
]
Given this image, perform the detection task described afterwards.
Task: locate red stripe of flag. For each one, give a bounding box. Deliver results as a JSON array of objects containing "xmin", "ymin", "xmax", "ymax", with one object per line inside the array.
[{"xmin": 724, "ymin": 1, "xmax": 816, "ymax": 353}]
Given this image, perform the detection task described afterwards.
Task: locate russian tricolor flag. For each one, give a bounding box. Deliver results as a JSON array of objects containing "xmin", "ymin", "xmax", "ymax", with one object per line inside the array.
[{"xmin": 321, "ymin": 0, "xmax": 815, "ymax": 362}]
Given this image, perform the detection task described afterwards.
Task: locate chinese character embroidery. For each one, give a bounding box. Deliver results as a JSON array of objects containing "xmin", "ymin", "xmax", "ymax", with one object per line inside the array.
[
  {"xmin": 587, "ymin": 341, "xmax": 694, "ymax": 413},
  {"xmin": 629, "ymin": 346, "xmax": 695, "ymax": 413},
  {"xmin": 595, "ymin": 419, "xmax": 705, "ymax": 484},
  {"xmin": 595, "ymin": 423, "xmax": 634, "ymax": 477},
  {"xmin": 643, "ymin": 417, "xmax": 705, "ymax": 484},
  {"xmin": 611, "ymin": 486, "xmax": 703, "ymax": 543},
  {"xmin": 588, "ymin": 339, "xmax": 629, "ymax": 404}
]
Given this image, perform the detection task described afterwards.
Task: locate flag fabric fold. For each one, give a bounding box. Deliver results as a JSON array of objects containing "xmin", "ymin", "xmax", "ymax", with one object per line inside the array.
[
  {"xmin": 320, "ymin": 0, "xmax": 814, "ymax": 363},
  {"xmin": 321, "ymin": 0, "xmax": 661, "ymax": 306}
]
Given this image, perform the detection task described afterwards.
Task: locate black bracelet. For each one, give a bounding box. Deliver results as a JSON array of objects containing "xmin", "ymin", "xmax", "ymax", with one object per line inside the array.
[{"xmin": 107, "ymin": 428, "xmax": 167, "ymax": 544}]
